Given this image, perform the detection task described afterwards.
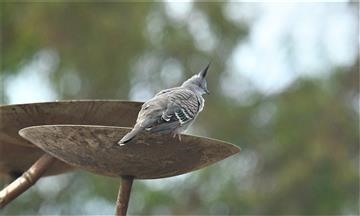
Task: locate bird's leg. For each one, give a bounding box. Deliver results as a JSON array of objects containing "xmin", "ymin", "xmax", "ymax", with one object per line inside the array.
[
  {"xmin": 177, "ymin": 133, "xmax": 182, "ymax": 142},
  {"xmin": 172, "ymin": 132, "xmax": 182, "ymax": 142},
  {"xmin": 173, "ymin": 132, "xmax": 181, "ymax": 142}
]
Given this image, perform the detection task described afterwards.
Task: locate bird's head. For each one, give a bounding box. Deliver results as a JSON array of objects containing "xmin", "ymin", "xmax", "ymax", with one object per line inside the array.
[{"xmin": 182, "ymin": 63, "xmax": 210, "ymax": 95}]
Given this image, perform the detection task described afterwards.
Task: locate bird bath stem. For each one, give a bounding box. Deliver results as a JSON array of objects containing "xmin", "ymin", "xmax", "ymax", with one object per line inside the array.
[
  {"xmin": 116, "ymin": 176, "xmax": 134, "ymax": 216},
  {"xmin": 0, "ymin": 154, "xmax": 56, "ymax": 208}
]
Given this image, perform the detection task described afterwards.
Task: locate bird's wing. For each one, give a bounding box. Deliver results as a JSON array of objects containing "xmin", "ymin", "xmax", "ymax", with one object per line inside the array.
[
  {"xmin": 161, "ymin": 88, "xmax": 200, "ymax": 125},
  {"xmin": 135, "ymin": 88, "xmax": 200, "ymax": 134}
]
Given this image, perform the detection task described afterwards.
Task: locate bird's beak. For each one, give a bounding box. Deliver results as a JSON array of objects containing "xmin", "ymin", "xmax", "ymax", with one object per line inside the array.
[{"xmin": 205, "ymin": 89, "xmax": 210, "ymax": 95}]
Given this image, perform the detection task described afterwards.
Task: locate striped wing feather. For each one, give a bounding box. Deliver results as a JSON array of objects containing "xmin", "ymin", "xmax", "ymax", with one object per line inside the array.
[{"xmin": 147, "ymin": 88, "xmax": 200, "ymax": 133}]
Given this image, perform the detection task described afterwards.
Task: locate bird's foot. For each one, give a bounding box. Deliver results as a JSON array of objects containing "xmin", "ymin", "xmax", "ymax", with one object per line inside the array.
[{"xmin": 172, "ymin": 133, "xmax": 182, "ymax": 142}]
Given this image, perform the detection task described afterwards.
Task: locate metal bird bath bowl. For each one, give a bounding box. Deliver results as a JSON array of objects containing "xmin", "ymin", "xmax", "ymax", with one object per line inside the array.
[
  {"xmin": 19, "ymin": 125, "xmax": 239, "ymax": 179},
  {"xmin": 19, "ymin": 125, "xmax": 240, "ymax": 215}
]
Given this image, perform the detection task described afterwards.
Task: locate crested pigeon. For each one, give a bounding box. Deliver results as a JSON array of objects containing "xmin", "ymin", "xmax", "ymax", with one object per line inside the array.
[{"xmin": 118, "ymin": 64, "xmax": 210, "ymax": 145}]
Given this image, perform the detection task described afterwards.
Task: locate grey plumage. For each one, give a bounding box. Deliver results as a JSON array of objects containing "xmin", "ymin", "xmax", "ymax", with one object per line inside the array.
[{"xmin": 118, "ymin": 64, "xmax": 210, "ymax": 145}]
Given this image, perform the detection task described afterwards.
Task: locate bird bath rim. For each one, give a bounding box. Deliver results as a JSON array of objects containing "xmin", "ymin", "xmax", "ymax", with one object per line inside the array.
[
  {"xmin": 0, "ymin": 99, "xmax": 144, "ymax": 108},
  {"xmin": 19, "ymin": 124, "xmax": 239, "ymax": 148}
]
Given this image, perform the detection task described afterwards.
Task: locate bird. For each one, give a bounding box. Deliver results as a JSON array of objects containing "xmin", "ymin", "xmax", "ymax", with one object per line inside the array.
[{"xmin": 118, "ymin": 63, "xmax": 210, "ymax": 146}]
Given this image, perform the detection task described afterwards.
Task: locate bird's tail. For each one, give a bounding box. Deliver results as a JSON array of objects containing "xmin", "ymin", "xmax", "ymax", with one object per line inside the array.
[{"xmin": 118, "ymin": 124, "xmax": 143, "ymax": 146}]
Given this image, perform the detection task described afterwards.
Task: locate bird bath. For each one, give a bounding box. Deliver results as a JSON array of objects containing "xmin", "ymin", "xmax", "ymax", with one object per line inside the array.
[
  {"xmin": 0, "ymin": 100, "xmax": 240, "ymax": 214},
  {"xmin": 0, "ymin": 100, "xmax": 142, "ymax": 208},
  {"xmin": 19, "ymin": 125, "xmax": 240, "ymax": 215}
]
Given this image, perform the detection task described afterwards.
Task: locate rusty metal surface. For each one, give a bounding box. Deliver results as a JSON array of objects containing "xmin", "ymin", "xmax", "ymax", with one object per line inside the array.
[
  {"xmin": 0, "ymin": 100, "xmax": 143, "ymax": 177},
  {"xmin": 19, "ymin": 125, "xmax": 240, "ymax": 179}
]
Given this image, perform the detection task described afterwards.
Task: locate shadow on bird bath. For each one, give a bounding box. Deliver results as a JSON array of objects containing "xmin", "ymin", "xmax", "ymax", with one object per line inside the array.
[{"xmin": 18, "ymin": 125, "xmax": 240, "ymax": 215}]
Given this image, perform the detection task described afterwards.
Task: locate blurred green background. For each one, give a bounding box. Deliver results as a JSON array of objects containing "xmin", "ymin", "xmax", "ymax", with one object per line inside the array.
[{"xmin": 1, "ymin": 1, "xmax": 359, "ymax": 215}]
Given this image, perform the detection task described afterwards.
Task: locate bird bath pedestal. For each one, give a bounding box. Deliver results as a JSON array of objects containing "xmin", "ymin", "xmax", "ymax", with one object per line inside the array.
[{"xmin": 19, "ymin": 125, "xmax": 240, "ymax": 215}]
